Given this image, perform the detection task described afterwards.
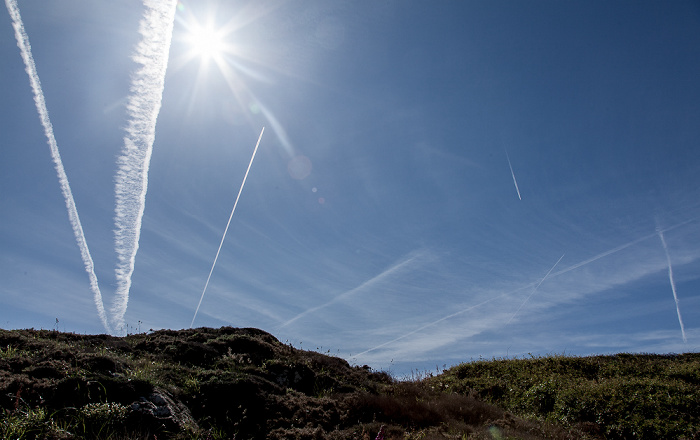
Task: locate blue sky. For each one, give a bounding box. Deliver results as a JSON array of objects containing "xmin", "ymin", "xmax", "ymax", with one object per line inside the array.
[{"xmin": 2, "ymin": 0, "xmax": 700, "ymax": 375}]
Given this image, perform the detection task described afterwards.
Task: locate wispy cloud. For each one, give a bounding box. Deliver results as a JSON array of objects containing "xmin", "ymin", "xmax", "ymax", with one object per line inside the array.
[
  {"xmin": 112, "ymin": 0, "xmax": 178, "ymax": 334},
  {"xmin": 278, "ymin": 250, "xmax": 428, "ymax": 329},
  {"xmin": 549, "ymin": 219, "xmax": 695, "ymax": 280},
  {"xmin": 353, "ymin": 285, "xmax": 525, "ymax": 359},
  {"xmin": 5, "ymin": 0, "xmax": 111, "ymax": 333},
  {"xmin": 355, "ymin": 220, "xmax": 699, "ymax": 361}
]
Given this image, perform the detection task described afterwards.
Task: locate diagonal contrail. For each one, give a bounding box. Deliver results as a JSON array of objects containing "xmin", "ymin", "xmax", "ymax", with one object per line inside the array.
[
  {"xmin": 278, "ymin": 251, "xmax": 423, "ymax": 329},
  {"xmin": 505, "ymin": 149, "xmax": 522, "ymax": 201},
  {"xmin": 5, "ymin": 0, "xmax": 111, "ymax": 333},
  {"xmin": 354, "ymin": 256, "xmax": 564, "ymax": 358},
  {"xmin": 191, "ymin": 127, "xmax": 265, "ymax": 328},
  {"xmin": 356, "ymin": 220, "xmax": 696, "ymax": 357},
  {"xmin": 657, "ymin": 229, "xmax": 687, "ymax": 343},
  {"xmin": 112, "ymin": 0, "xmax": 178, "ymax": 334},
  {"xmin": 505, "ymin": 253, "xmax": 565, "ymax": 326}
]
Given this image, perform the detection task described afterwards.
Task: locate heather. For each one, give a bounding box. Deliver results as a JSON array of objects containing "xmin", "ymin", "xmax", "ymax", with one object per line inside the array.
[{"xmin": 1, "ymin": 327, "xmax": 698, "ymax": 439}]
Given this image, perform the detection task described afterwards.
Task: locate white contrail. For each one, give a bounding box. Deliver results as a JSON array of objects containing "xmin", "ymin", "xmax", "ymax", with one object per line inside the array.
[
  {"xmin": 505, "ymin": 253, "xmax": 565, "ymax": 326},
  {"xmin": 505, "ymin": 149, "xmax": 522, "ymax": 201},
  {"xmin": 657, "ymin": 229, "xmax": 687, "ymax": 343},
  {"xmin": 191, "ymin": 127, "xmax": 265, "ymax": 328},
  {"xmin": 357, "ymin": 220, "xmax": 697, "ymax": 356},
  {"xmin": 5, "ymin": 0, "xmax": 111, "ymax": 333},
  {"xmin": 112, "ymin": 0, "xmax": 178, "ymax": 334},
  {"xmin": 355, "ymin": 256, "xmax": 564, "ymax": 358},
  {"xmin": 548, "ymin": 220, "xmax": 693, "ymax": 279},
  {"xmin": 278, "ymin": 251, "xmax": 423, "ymax": 329}
]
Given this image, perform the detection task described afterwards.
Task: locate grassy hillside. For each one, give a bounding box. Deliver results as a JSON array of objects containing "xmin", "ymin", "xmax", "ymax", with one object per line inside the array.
[
  {"xmin": 0, "ymin": 327, "xmax": 697, "ymax": 439},
  {"xmin": 430, "ymin": 352, "xmax": 700, "ymax": 440}
]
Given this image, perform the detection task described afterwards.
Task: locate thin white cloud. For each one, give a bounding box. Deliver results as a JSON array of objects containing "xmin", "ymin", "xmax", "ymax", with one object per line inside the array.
[
  {"xmin": 658, "ymin": 229, "xmax": 687, "ymax": 343},
  {"xmin": 112, "ymin": 0, "xmax": 178, "ymax": 334},
  {"xmin": 355, "ymin": 221, "xmax": 700, "ymax": 362},
  {"xmin": 5, "ymin": 0, "xmax": 111, "ymax": 333},
  {"xmin": 278, "ymin": 250, "xmax": 429, "ymax": 328}
]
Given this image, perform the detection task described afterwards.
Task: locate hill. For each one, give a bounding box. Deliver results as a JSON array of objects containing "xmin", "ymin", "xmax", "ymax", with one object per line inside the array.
[{"xmin": 0, "ymin": 327, "xmax": 697, "ymax": 439}]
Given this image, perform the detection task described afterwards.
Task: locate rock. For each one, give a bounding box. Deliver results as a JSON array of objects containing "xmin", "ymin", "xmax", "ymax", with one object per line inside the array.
[{"xmin": 129, "ymin": 387, "xmax": 197, "ymax": 434}]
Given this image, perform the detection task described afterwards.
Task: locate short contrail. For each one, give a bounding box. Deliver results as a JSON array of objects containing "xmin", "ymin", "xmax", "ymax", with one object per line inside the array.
[
  {"xmin": 6, "ymin": 0, "xmax": 111, "ymax": 333},
  {"xmin": 505, "ymin": 149, "xmax": 522, "ymax": 201},
  {"xmin": 657, "ymin": 229, "xmax": 687, "ymax": 343},
  {"xmin": 191, "ymin": 127, "xmax": 265, "ymax": 328},
  {"xmin": 505, "ymin": 253, "xmax": 565, "ymax": 326},
  {"xmin": 112, "ymin": 0, "xmax": 178, "ymax": 334}
]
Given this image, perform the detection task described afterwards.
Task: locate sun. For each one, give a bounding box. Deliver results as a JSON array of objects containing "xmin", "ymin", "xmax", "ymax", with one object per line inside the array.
[
  {"xmin": 185, "ymin": 21, "xmax": 226, "ymax": 63},
  {"xmin": 173, "ymin": 1, "xmax": 266, "ymax": 125},
  {"xmin": 174, "ymin": 3, "xmax": 248, "ymax": 76}
]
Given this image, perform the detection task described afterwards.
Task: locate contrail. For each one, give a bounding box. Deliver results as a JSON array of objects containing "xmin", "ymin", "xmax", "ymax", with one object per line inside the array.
[
  {"xmin": 112, "ymin": 0, "xmax": 178, "ymax": 334},
  {"xmin": 353, "ymin": 292, "xmax": 516, "ymax": 358},
  {"xmin": 657, "ymin": 229, "xmax": 687, "ymax": 343},
  {"xmin": 355, "ymin": 255, "xmax": 563, "ymax": 358},
  {"xmin": 505, "ymin": 253, "xmax": 565, "ymax": 326},
  {"xmin": 5, "ymin": 0, "xmax": 111, "ymax": 333},
  {"xmin": 505, "ymin": 149, "xmax": 522, "ymax": 200},
  {"xmin": 191, "ymin": 127, "xmax": 265, "ymax": 328},
  {"xmin": 357, "ymin": 220, "xmax": 697, "ymax": 357},
  {"xmin": 548, "ymin": 220, "xmax": 693, "ymax": 279},
  {"xmin": 278, "ymin": 251, "xmax": 423, "ymax": 329}
]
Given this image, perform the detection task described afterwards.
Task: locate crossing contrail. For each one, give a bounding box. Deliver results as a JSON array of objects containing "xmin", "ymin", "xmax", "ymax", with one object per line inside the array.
[
  {"xmin": 112, "ymin": 0, "xmax": 178, "ymax": 334},
  {"xmin": 356, "ymin": 220, "xmax": 696, "ymax": 357},
  {"xmin": 5, "ymin": 0, "xmax": 111, "ymax": 333},
  {"xmin": 505, "ymin": 149, "xmax": 522, "ymax": 201},
  {"xmin": 191, "ymin": 127, "xmax": 265, "ymax": 328},
  {"xmin": 505, "ymin": 253, "xmax": 565, "ymax": 326},
  {"xmin": 657, "ymin": 229, "xmax": 687, "ymax": 343}
]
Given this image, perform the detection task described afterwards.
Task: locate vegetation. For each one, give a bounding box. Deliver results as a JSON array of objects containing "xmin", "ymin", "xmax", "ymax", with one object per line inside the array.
[
  {"xmin": 0, "ymin": 327, "xmax": 697, "ymax": 439},
  {"xmin": 430, "ymin": 353, "xmax": 700, "ymax": 440}
]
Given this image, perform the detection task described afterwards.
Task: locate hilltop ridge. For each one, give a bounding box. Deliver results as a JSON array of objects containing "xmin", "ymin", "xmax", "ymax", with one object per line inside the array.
[{"xmin": 1, "ymin": 327, "xmax": 698, "ymax": 439}]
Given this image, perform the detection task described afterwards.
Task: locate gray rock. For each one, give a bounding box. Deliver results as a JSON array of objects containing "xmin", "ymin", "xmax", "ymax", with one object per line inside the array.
[{"xmin": 129, "ymin": 387, "xmax": 198, "ymax": 434}]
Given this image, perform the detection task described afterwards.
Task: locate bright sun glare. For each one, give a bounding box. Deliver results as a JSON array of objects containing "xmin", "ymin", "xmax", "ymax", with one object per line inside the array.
[{"xmin": 187, "ymin": 22, "xmax": 225, "ymax": 62}]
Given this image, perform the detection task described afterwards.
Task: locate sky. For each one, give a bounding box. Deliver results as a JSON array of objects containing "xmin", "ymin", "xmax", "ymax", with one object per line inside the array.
[{"xmin": 1, "ymin": 0, "xmax": 700, "ymax": 376}]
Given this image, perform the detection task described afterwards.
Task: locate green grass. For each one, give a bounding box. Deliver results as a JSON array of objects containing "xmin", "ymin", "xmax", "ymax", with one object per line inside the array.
[
  {"xmin": 0, "ymin": 344, "xmax": 21, "ymax": 359},
  {"xmin": 430, "ymin": 353, "xmax": 700, "ymax": 440}
]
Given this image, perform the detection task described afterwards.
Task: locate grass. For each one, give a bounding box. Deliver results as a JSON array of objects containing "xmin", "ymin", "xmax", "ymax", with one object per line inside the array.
[
  {"xmin": 0, "ymin": 344, "xmax": 21, "ymax": 359},
  {"xmin": 1, "ymin": 327, "xmax": 698, "ymax": 439},
  {"xmin": 430, "ymin": 353, "xmax": 700, "ymax": 440}
]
